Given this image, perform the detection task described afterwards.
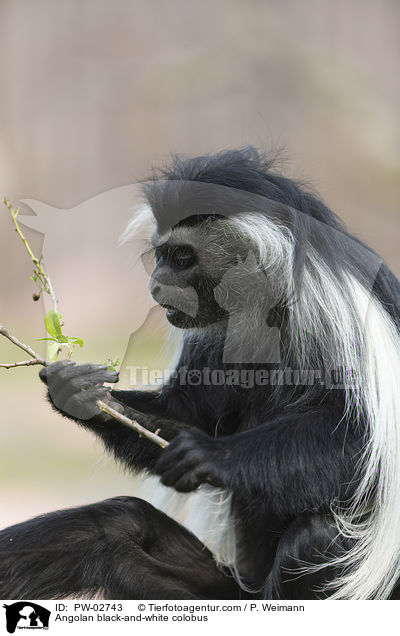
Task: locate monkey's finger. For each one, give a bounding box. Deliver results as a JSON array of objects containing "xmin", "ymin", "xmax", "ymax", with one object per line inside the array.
[
  {"xmin": 161, "ymin": 462, "xmax": 210, "ymax": 491},
  {"xmin": 154, "ymin": 448, "xmax": 202, "ymax": 475},
  {"xmin": 39, "ymin": 360, "xmax": 74, "ymax": 384},
  {"xmin": 50, "ymin": 363, "xmax": 119, "ymax": 382},
  {"xmin": 155, "ymin": 453, "xmax": 205, "ymax": 485},
  {"xmin": 48, "ymin": 371, "xmax": 112, "ymax": 410},
  {"xmin": 172, "ymin": 474, "xmax": 203, "ymax": 492},
  {"xmin": 47, "ymin": 369, "xmax": 119, "ymax": 404},
  {"xmin": 158, "ymin": 466, "xmax": 189, "ymax": 488},
  {"xmin": 64, "ymin": 368, "xmax": 119, "ymax": 385},
  {"xmin": 62, "ymin": 386, "xmax": 110, "ymax": 420},
  {"xmin": 154, "ymin": 430, "xmax": 207, "ymax": 462}
]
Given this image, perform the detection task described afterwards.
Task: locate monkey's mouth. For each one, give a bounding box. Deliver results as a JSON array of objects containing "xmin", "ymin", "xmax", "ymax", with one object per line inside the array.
[
  {"xmin": 166, "ymin": 307, "xmax": 179, "ymax": 319},
  {"xmin": 159, "ymin": 302, "xmax": 176, "ymax": 310},
  {"xmin": 159, "ymin": 302, "xmax": 183, "ymax": 318},
  {"xmin": 158, "ymin": 301, "xmax": 195, "ymax": 327}
]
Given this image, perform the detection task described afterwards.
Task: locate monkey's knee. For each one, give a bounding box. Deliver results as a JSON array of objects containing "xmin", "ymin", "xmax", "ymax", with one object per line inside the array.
[
  {"xmin": 95, "ymin": 496, "xmax": 163, "ymax": 548},
  {"xmin": 264, "ymin": 513, "xmax": 349, "ymax": 599}
]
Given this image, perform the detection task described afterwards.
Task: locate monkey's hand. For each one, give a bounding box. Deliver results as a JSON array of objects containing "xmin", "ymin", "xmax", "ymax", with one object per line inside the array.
[
  {"xmin": 39, "ymin": 360, "xmax": 122, "ymax": 421},
  {"xmin": 154, "ymin": 430, "xmax": 231, "ymax": 492}
]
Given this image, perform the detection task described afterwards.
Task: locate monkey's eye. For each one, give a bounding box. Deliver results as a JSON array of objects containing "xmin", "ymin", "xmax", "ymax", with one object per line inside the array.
[{"xmin": 171, "ymin": 246, "xmax": 196, "ymax": 271}]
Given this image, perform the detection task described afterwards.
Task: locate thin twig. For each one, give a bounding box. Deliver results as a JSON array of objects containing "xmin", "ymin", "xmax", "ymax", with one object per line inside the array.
[
  {"xmin": 97, "ymin": 400, "xmax": 169, "ymax": 448},
  {"xmin": 0, "ymin": 359, "xmax": 45, "ymax": 368},
  {"xmin": 3, "ymin": 199, "xmax": 37, "ymax": 264},
  {"xmin": 45, "ymin": 270, "xmax": 58, "ymax": 313},
  {"xmin": 0, "ymin": 324, "xmax": 46, "ymax": 365},
  {"xmin": 2, "ymin": 197, "xmax": 58, "ymax": 312}
]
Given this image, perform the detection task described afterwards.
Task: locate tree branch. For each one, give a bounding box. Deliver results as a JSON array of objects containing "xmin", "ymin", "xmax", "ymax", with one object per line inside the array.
[
  {"xmin": 1, "ymin": 197, "xmax": 166, "ymax": 448},
  {"xmin": 2, "ymin": 197, "xmax": 58, "ymax": 312},
  {"xmin": 0, "ymin": 324, "xmax": 46, "ymax": 365},
  {"xmin": 0, "ymin": 359, "xmax": 45, "ymax": 369},
  {"xmin": 96, "ymin": 400, "xmax": 169, "ymax": 448}
]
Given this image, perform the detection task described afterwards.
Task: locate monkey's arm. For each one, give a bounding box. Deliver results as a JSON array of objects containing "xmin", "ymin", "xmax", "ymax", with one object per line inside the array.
[
  {"xmin": 39, "ymin": 361, "xmax": 192, "ymax": 472},
  {"xmin": 154, "ymin": 408, "xmax": 363, "ymax": 517},
  {"xmin": 110, "ymin": 386, "xmax": 195, "ymax": 421}
]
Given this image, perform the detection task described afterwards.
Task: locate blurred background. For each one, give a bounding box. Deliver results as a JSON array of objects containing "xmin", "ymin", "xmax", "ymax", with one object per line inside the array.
[{"xmin": 0, "ymin": 0, "xmax": 399, "ymax": 528}]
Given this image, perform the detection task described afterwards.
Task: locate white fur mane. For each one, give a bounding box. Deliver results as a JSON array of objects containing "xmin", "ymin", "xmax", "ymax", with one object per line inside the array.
[{"xmin": 229, "ymin": 211, "xmax": 400, "ymax": 600}]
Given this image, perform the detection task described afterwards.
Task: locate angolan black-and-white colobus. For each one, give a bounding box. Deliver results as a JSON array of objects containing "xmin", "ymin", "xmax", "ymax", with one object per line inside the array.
[{"xmin": 1, "ymin": 147, "xmax": 400, "ymax": 600}]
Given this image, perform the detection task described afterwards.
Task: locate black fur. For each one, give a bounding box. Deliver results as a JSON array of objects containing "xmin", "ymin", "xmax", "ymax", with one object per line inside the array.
[{"xmin": 1, "ymin": 148, "xmax": 400, "ymax": 599}]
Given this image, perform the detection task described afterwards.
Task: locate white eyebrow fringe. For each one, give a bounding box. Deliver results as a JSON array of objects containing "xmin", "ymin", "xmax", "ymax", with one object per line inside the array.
[{"xmin": 118, "ymin": 204, "xmax": 155, "ymax": 246}]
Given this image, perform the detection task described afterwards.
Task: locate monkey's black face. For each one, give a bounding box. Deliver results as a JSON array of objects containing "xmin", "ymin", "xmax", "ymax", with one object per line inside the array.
[
  {"xmin": 161, "ymin": 301, "xmax": 225, "ymax": 329},
  {"xmin": 149, "ymin": 256, "xmax": 228, "ymax": 329},
  {"xmin": 148, "ymin": 221, "xmax": 236, "ymax": 329},
  {"xmin": 161, "ymin": 290, "xmax": 228, "ymax": 329}
]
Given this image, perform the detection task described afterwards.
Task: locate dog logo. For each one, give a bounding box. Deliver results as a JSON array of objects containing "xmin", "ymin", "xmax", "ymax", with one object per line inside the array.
[{"xmin": 3, "ymin": 602, "xmax": 50, "ymax": 633}]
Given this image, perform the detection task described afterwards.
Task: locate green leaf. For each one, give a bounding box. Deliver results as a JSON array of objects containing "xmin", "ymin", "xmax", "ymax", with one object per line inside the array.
[
  {"xmin": 69, "ymin": 337, "xmax": 84, "ymax": 347},
  {"xmin": 36, "ymin": 337, "xmax": 57, "ymax": 342},
  {"xmin": 44, "ymin": 310, "xmax": 63, "ymax": 339},
  {"xmin": 56, "ymin": 335, "xmax": 69, "ymax": 344},
  {"xmin": 106, "ymin": 357, "xmax": 120, "ymax": 372}
]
